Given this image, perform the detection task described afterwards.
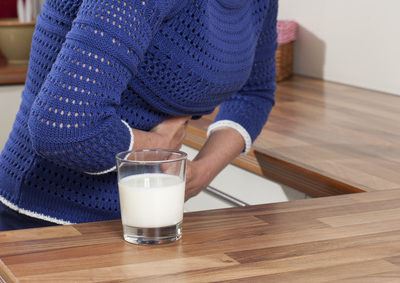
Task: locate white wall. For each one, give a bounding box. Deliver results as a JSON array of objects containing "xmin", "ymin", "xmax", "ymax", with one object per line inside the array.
[
  {"xmin": 278, "ymin": 0, "xmax": 400, "ymax": 95},
  {"xmin": 0, "ymin": 86, "xmax": 22, "ymax": 150}
]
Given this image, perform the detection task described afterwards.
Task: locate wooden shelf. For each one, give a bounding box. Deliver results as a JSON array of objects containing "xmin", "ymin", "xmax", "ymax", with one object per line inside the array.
[
  {"xmin": 0, "ymin": 18, "xmax": 33, "ymax": 85},
  {"xmin": 0, "ymin": 64, "xmax": 27, "ymax": 85},
  {"xmin": 0, "ymin": 20, "xmax": 35, "ymax": 27}
]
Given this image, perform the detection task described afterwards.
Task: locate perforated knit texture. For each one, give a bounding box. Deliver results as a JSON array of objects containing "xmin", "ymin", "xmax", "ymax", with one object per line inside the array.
[{"xmin": 0, "ymin": 0, "xmax": 277, "ymax": 223}]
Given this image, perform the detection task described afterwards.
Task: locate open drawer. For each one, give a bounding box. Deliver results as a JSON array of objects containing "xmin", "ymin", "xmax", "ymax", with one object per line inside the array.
[{"xmin": 183, "ymin": 145, "xmax": 309, "ymax": 212}]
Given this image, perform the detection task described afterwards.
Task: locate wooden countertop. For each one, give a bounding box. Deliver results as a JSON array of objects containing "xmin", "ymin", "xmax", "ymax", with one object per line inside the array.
[
  {"xmin": 1, "ymin": 77, "xmax": 400, "ymax": 281},
  {"xmin": 1, "ymin": 76, "xmax": 398, "ymax": 194},
  {"xmin": 2, "ymin": 189, "xmax": 400, "ymax": 282},
  {"xmin": 185, "ymin": 76, "xmax": 400, "ymax": 197}
]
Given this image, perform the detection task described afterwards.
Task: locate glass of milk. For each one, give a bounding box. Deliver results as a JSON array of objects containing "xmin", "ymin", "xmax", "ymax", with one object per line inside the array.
[{"xmin": 116, "ymin": 149, "xmax": 187, "ymax": 245}]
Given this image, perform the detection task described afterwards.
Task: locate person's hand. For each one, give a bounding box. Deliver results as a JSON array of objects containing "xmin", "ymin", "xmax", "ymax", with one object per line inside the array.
[
  {"xmin": 184, "ymin": 128, "xmax": 246, "ymax": 201},
  {"xmin": 185, "ymin": 160, "xmax": 210, "ymax": 201},
  {"xmin": 133, "ymin": 116, "xmax": 190, "ymax": 151},
  {"xmin": 151, "ymin": 117, "xmax": 190, "ymax": 150}
]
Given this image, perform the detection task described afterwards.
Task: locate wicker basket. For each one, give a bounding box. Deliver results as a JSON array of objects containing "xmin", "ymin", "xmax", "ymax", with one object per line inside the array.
[
  {"xmin": 275, "ymin": 20, "xmax": 298, "ymax": 82},
  {"xmin": 275, "ymin": 42, "xmax": 294, "ymax": 82}
]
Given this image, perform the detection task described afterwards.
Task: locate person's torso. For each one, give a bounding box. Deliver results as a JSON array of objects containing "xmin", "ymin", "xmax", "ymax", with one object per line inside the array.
[
  {"xmin": 0, "ymin": 0, "xmax": 271, "ymax": 223},
  {"xmin": 117, "ymin": 0, "xmax": 269, "ymax": 130}
]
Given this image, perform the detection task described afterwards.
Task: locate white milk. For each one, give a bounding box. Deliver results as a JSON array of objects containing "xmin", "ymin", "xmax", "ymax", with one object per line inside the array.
[{"xmin": 118, "ymin": 173, "xmax": 185, "ymax": 228}]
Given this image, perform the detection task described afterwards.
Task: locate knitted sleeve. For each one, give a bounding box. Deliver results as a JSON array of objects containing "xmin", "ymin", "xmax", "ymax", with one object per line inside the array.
[
  {"xmin": 28, "ymin": 0, "xmax": 179, "ymax": 174},
  {"xmin": 209, "ymin": 0, "xmax": 278, "ymax": 153},
  {"xmin": 25, "ymin": 0, "xmax": 82, "ymax": 98}
]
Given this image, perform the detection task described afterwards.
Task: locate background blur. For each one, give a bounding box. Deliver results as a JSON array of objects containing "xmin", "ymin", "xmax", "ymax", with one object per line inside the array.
[{"xmin": 279, "ymin": 0, "xmax": 400, "ymax": 95}]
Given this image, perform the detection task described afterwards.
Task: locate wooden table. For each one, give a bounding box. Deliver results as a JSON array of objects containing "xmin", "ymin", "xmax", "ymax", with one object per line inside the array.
[
  {"xmin": 1, "ymin": 77, "xmax": 399, "ymax": 281},
  {"xmin": 186, "ymin": 76, "xmax": 400, "ymax": 197},
  {"xmin": 2, "ymin": 76, "xmax": 399, "ymax": 195},
  {"xmin": 1, "ymin": 189, "xmax": 400, "ymax": 282}
]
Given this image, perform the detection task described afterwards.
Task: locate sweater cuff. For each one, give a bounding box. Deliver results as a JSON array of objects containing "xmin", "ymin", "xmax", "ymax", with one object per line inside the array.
[
  {"xmin": 121, "ymin": 120, "xmax": 135, "ymax": 152},
  {"xmin": 85, "ymin": 119, "xmax": 134, "ymax": 175},
  {"xmin": 207, "ymin": 120, "xmax": 252, "ymax": 154}
]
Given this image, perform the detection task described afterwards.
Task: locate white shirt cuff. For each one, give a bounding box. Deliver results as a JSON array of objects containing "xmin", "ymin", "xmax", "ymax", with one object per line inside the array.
[
  {"xmin": 85, "ymin": 119, "xmax": 134, "ymax": 175},
  {"xmin": 207, "ymin": 120, "xmax": 252, "ymax": 154},
  {"xmin": 121, "ymin": 119, "xmax": 135, "ymax": 151}
]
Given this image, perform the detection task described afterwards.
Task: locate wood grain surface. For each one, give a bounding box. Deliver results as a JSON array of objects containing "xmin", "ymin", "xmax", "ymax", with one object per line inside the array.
[
  {"xmin": 2, "ymin": 74, "xmax": 398, "ymax": 194},
  {"xmin": 185, "ymin": 76, "xmax": 400, "ymax": 196},
  {"xmin": 1, "ymin": 189, "xmax": 400, "ymax": 282},
  {"xmin": 0, "ymin": 65, "xmax": 27, "ymax": 85}
]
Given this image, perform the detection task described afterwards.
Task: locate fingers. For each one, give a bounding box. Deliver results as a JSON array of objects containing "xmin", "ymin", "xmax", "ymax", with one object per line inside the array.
[
  {"xmin": 174, "ymin": 116, "xmax": 191, "ymax": 124},
  {"xmin": 151, "ymin": 116, "xmax": 190, "ymax": 132},
  {"xmin": 185, "ymin": 160, "xmax": 192, "ymax": 179},
  {"xmin": 185, "ymin": 185, "xmax": 201, "ymax": 201},
  {"xmin": 166, "ymin": 118, "xmax": 190, "ymax": 132},
  {"xmin": 184, "ymin": 161, "xmax": 201, "ymax": 201},
  {"xmin": 170, "ymin": 120, "xmax": 187, "ymax": 150},
  {"xmin": 149, "ymin": 116, "xmax": 190, "ymax": 149},
  {"xmin": 163, "ymin": 116, "xmax": 191, "ymax": 126}
]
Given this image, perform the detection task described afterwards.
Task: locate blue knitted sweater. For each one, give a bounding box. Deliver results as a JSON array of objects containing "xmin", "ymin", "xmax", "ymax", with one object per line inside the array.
[{"xmin": 0, "ymin": 0, "xmax": 277, "ymax": 224}]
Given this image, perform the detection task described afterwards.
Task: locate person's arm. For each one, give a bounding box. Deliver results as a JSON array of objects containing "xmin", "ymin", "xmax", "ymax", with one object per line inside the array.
[
  {"xmin": 185, "ymin": 0, "xmax": 278, "ymax": 199},
  {"xmin": 185, "ymin": 128, "xmax": 244, "ymax": 200},
  {"xmin": 28, "ymin": 0, "xmax": 180, "ymax": 174},
  {"xmin": 25, "ymin": 0, "xmax": 82, "ymax": 97}
]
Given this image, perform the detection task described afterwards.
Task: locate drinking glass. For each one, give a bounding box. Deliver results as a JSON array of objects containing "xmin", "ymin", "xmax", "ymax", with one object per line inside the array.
[{"xmin": 116, "ymin": 149, "xmax": 187, "ymax": 245}]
